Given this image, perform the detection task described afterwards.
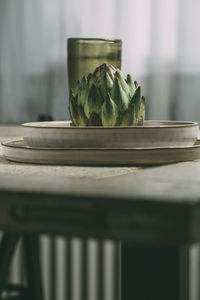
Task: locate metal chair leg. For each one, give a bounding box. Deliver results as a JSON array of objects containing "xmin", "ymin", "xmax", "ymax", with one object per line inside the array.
[
  {"xmin": 0, "ymin": 233, "xmax": 19, "ymax": 296},
  {"xmin": 23, "ymin": 235, "xmax": 44, "ymax": 300},
  {"xmin": 0, "ymin": 233, "xmax": 43, "ymax": 300}
]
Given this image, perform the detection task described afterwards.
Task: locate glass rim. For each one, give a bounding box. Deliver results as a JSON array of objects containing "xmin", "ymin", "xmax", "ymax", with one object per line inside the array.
[{"xmin": 67, "ymin": 38, "xmax": 122, "ymax": 44}]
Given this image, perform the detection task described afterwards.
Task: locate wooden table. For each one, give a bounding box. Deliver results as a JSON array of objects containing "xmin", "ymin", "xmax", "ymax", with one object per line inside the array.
[{"xmin": 1, "ymin": 125, "xmax": 200, "ymax": 300}]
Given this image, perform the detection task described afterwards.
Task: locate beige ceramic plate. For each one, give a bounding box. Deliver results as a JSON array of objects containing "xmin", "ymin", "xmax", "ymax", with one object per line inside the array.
[
  {"xmin": 21, "ymin": 121, "xmax": 199, "ymax": 149},
  {"xmin": 2, "ymin": 139, "xmax": 200, "ymax": 166}
]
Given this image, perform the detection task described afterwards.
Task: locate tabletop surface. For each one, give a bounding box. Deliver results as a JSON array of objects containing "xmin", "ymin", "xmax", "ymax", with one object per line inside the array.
[{"xmin": 1, "ymin": 125, "xmax": 200, "ymax": 246}]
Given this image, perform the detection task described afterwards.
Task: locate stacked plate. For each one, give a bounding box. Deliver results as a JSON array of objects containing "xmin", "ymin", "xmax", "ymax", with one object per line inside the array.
[{"xmin": 2, "ymin": 121, "xmax": 200, "ymax": 165}]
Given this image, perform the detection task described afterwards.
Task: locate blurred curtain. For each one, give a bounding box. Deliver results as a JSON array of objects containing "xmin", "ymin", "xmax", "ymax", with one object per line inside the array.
[{"xmin": 0, "ymin": 0, "xmax": 200, "ymax": 123}]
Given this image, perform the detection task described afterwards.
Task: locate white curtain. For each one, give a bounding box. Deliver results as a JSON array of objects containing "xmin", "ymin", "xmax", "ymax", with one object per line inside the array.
[{"xmin": 0, "ymin": 0, "xmax": 200, "ymax": 123}]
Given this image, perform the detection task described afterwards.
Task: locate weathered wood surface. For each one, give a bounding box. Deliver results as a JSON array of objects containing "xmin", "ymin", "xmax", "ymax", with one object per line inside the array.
[{"xmin": 1, "ymin": 126, "xmax": 200, "ymax": 246}]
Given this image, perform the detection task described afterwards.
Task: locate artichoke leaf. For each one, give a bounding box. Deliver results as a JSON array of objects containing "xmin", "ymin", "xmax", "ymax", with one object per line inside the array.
[
  {"xmin": 84, "ymin": 84, "xmax": 104, "ymax": 118},
  {"xmin": 130, "ymin": 86, "xmax": 141, "ymax": 117},
  {"xmin": 77, "ymin": 76, "xmax": 88, "ymax": 107},
  {"xmin": 115, "ymin": 70, "xmax": 130, "ymax": 96},
  {"xmin": 101, "ymin": 94, "xmax": 118, "ymax": 126},
  {"xmin": 69, "ymin": 89, "xmax": 88, "ymax": 126},
  {"xmin": 105, "ymin": 72, "xmax": 114, "ymax": 89},
  {"xmin": 100, "ymin": 63, "xmax": 116, "ymax": 80},
  {"xmin": 87, "ymin": 73, "xmax": 92, "ymax": 82},
  {"xmin": 111, "ymin": 78, "xmax": 129, "ymax": 111},
  {"xmin": 88, "ymin": 113, "xmax": 102, "ymax": 126},
  {"xmin": 69, "ymin": 90, "xmax": 79, "ymax": 126},
  {"xmin": 99, "ymin": 73, "xmax": 113, "ymax": 98},
  {"xmin": 138, "ymin": 96, "xmax": 145, "ymax": 126},
  {"xmin": 73, "ymin": 80, "xmax": 81, "ymax": 98},
  {"xmin": 120, "ymin": 103, "xmax": 136, "ymax": 126},
  {"xmin": 126, "ymin": 74, "xmax": 136, "ymax": 98},
  {"xmin": 77, "ymin": 106, "xmax": 88, "ymax": 126}
]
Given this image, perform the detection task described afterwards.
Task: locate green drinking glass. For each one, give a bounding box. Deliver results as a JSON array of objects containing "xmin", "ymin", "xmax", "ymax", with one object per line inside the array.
[{"xmin": 67, "ymin": 38, "xmax": 122, "ymax": 90}]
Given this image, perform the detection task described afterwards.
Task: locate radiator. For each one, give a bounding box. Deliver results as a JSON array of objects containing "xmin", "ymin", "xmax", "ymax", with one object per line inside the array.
[{"xmin": 8, "ymin": 236, "xmax": 121, "ymax": 300}]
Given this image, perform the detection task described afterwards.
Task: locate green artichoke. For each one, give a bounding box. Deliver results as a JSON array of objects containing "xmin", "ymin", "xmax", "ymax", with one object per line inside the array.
[{"xmin": 69, "ymin": 63, "xmax": 145, "ymax": 126}]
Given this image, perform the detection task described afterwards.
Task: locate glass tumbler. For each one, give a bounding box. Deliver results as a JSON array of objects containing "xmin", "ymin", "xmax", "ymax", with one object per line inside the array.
[{"xmin": 67, "ymin": 38, "xmax": 122, "ymax": 90}]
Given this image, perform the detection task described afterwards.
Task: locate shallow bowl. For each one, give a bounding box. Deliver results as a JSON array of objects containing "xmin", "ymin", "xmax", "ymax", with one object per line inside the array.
[{"xmin": 21, "ymin": 120, "xmax": 199, "ymax": 149}]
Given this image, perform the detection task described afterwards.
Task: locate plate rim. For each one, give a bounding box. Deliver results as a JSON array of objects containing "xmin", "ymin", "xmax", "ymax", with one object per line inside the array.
[
  {"xmin": 2, "ymin": 139, "xmax": 200, "ymax": 152},
  {"xmin": 20, "ymin": 120, "xmax": 199, "ymax": 130}
]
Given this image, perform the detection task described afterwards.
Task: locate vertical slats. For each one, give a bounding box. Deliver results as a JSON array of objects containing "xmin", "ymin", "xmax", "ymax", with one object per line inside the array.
[
  {"xmin": 104, "ymin": 241, "xmax": 113, "ymax": 300},
  {"xmin": 189, "ymin": 244, "xmax": 200, "ymax": 300},
  {"xmin": 81, "ymin": 239, "xmax": 87, "ymax": 300},
  {"xmin": 7, "ymin": 235, "xmax": 122, "ymax": 300},
  {"xmin": 97, "ymin": 240, "xmax": 104, "ymax": 300},
  {"xmin": 40, "ymin": 235, "xmax": 51, "ymax": 300},
  {"xmin": 88, "ymin": 239, "xmax": 97, "ymax": 300},
  {"xmin": 49, "ymin": 237, "xmax": 56, "ymax": 300},
  {"xmin": 113, "ymin": 241, "xmax": 121, "ymax": 300},
  {"xmin": 66, "ymin": 238, "xmax": 72, "ymax": 300},
  {"xmin": 73, "ymin": 238, "xmax": 82, "ymax": 300},
  {"xmin": 8, "ymin": 238, "xmax": 25, "ymax": 286},
  {"xmin": 55, "ymin": 237, "xmax": 66, "ymax": 300}
]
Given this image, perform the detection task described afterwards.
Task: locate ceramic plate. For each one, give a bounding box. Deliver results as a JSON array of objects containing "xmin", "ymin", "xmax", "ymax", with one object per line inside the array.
[
  {"xmin": 21, "ymin": 121, "xmax": 199, "ymax": 149},
  {"xmin": 2, "ymin": 139, "xmax": 200, "ymax": 166}
]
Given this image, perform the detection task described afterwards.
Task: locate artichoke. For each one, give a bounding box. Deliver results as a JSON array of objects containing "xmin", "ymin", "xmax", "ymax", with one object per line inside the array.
[{"xmin": 69, "ymin": 63, "xmax": 145, "ymax": 126}]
